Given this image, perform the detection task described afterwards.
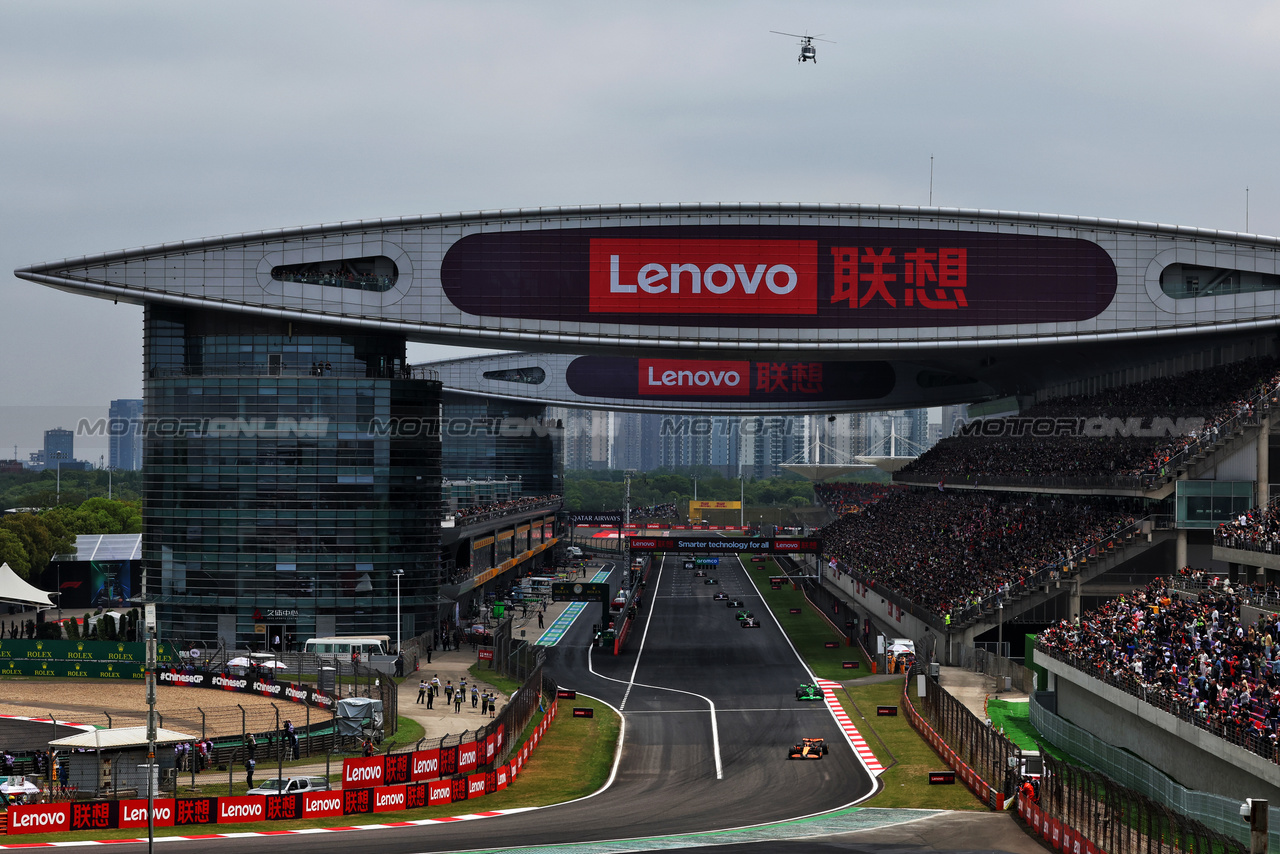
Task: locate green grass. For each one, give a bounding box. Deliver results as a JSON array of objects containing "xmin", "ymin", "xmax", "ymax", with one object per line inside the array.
[
  {"xmin": 984, "ymin": 698, "xmax": 1074, "ymax": 765},
  {"xmin": 743, "ymin": 555, "xmax": 871, "ymax": 680},
  {"xmin": 12, "ymin": 697, "xmax": 619, "ymax": 843},
  {"xmin": 832, "ymin": 681, "xmax": 987, "ymax": 810},
  {"xmin": 383, "ymin": 714, "xmax": 426, "ymax": 752},
  {"xmin": 744, "ymin": 554, "xmax": 989, "ymax": 811},
  {"xmin": 468, "ymin": 663, "xmax": 523, "ymax": 696}
]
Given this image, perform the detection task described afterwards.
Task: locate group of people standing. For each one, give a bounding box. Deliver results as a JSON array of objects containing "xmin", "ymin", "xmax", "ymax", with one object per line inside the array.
[{"xmin": 416, "ymin": 675, "xmax": 499, "ymax": 717}]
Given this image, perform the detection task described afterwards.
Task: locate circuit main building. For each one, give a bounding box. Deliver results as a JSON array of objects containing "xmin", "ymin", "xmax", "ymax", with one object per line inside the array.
[{"xmin": 17, "ymin": 203, "xmax": 1280, "ymax": 645}]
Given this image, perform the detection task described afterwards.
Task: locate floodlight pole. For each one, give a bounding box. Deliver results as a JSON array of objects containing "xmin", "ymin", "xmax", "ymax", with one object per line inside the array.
[
  {"xmin": 393, "ymin": 569, "xmax": 404, "ymax": 655},
  {"xmin": 144, "ymin": 603, "xmax": 157, "ymax": 854}
]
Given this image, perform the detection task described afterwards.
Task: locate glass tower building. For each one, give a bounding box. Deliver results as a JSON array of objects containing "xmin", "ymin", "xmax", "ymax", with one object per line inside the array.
[{"xmin": 142, "ymin": 305, "xmax": 442, "ymax": 650}]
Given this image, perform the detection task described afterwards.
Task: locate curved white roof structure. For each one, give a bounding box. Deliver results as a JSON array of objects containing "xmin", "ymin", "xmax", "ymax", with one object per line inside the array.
[{"xmin": 18, "ymin": 203, "xmax": 1280, "ymax": 407}]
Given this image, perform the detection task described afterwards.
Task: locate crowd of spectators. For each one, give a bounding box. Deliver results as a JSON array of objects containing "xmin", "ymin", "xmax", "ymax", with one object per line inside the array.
[
  {"xmin": 1215, "ymin": 496, "xmax": 1280, "ymax": 553},
  {"xmin": 452, "ymin": 494, "xmax": 562, "ymax": 521},
  {"xmin": 900, "ymin": 358, "xmax": 1280, "ymax": 482},
  {"xmin": 814, "ymin": 482, "xmax": 900, "ymax": 516},
  {"xmin": 820, "ymin": 489, "xmax": 1138, "ymax": 620},
  {"xmin": 1038, "ymin": 572, "xmax": 1280, "ymax": 761},
  {"xmin": 630, "ymin": 502, "xmax": 678, "ymax": 520}
]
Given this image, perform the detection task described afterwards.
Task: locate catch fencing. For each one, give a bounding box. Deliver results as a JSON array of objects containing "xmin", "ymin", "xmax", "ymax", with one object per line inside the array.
[
  {"xmin": 1030, "ymin": 691, "xmax": 1278, "ymax": 852},
  {"xmin": 385, "ymin": 663, "xmax": 553, "ymax": 770},
  {"xmin": 911, "ymin": 665, "xmax": 1022, "ymax": 806},
  {"xmin": 957, "ymin": 645, "xmax": 1037, "ymax": 694},
  {"xmin": 1037, "ymin": 756, "xmax": 1248, "ymax": 854}
]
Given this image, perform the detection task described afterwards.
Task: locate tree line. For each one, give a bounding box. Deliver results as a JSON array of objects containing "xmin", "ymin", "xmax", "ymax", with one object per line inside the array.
[
  {"xmin": 0, "ymin": 497, "xmax": 141, "ymax": 580},
  {"xmin": 564, "ymin": 468, "xmax": 820, "ymax": 513}
]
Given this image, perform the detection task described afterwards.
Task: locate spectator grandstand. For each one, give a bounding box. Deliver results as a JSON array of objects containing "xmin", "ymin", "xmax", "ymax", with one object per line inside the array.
[
  {"xmin": 630, "ymin": 502, "xmax": 679, "ymax": 520},
  {"xmin": 451, "ymin": 494, "xmax": 561, "ymax": 523},
  {"xmin": 820, "ymin": 489, "xmax": 1139, "ymax": 622},
  {"xmin": 1038, "ymin": 573, "xmax": 1280, "ymax": 764},
  {"xmin": 898, "ymin": 358, "xmax": 1280, "ymax": 486},
  {"xmin": 813, "ymin": 482, "xmax": 900, "ymax": 516},
  {"xmin": 1216, "ymin": 496, "xmax": 1280, "ymax": 554}
]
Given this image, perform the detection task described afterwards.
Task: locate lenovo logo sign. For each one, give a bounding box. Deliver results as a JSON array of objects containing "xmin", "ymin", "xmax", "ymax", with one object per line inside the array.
[
  {"xmin": 590, "ymin": 239, "xmax": 817, "ymax": 315},
  {"xmin": 639, "ymin": 360, "xmax": 748, "ymax": 396}
]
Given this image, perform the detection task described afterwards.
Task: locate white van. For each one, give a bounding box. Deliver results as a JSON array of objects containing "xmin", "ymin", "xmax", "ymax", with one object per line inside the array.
[
  {"xmin": 566, "ymin": 546, "xmax": 584, "ymax": 559},
  {"xmin": 303, "ymin": 636, "xmax": 389, "ymax": 661}
]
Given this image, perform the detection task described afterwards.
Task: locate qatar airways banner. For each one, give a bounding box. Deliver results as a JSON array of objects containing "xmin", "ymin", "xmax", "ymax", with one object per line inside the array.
[
  {"xmin": 439, "ymin": 227, "xmax": 1117, "ymax": 328},
  {"xmin": 565, "ymin": 357, "xmax": 895, "ymax": 402}
]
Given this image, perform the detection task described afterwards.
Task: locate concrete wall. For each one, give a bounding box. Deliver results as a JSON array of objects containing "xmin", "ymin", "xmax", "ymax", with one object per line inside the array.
[
  {"xmin": 823, "ymin": 565, "xmax": 941, "ymax": 660},
  {"xmin": 1042, "ymin": 655, "xmax": 1280, "ymax": 803}
]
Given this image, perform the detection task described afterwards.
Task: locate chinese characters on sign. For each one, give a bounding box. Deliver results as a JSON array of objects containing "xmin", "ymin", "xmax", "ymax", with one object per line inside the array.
[
  {"xmin": 755, "ymin": 362, "xmax": 824, "ymax": 394},
  {"xmin": 830, "ymin": 247, "xmax": 968, "ymax": 310}
]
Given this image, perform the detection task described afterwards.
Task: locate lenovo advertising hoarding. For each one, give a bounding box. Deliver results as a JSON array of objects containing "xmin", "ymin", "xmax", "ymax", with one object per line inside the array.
[
  {"xmin": 567, "ymin": 357, "xmax": 895, "ymax": 402},
  {"xmin": 440, "ymin": 227, "xmax": 1117, "ymax": 329}
]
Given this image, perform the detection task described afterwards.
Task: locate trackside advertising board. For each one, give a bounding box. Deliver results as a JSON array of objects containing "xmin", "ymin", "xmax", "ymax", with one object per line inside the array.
[
  {"xmin": 8, "ymin": 702, "xmax": 559, "ymax": 835},
  {"xmin": 627, "ymin": 537, "xmax": 821, "ymax": 554}
]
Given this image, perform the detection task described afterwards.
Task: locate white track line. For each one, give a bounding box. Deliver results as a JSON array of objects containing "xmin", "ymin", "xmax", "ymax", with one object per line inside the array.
[
  {"xmin": 736, "ymin": 554, "xmax": 886, "ymax": 778},
  {"xmin": 589, "ymin": 553, "xmax": 724, "ymax": 780}
]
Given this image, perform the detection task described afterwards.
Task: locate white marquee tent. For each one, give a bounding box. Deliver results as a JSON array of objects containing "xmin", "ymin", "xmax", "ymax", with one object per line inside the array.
[{"xmin": 0, "ymin": 562, "xmax": 56, "ymax": 607}]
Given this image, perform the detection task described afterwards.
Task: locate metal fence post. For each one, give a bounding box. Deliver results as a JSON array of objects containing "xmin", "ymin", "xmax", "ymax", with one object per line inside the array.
[{"xmin": 275, "ymin": 705, "xmax": 282, "ymax": 781}]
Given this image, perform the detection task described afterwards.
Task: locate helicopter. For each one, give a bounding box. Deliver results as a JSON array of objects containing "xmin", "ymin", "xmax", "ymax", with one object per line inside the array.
[{"xmin": 770, "ymin": 31, "xmax": 835, "ymax": 63}]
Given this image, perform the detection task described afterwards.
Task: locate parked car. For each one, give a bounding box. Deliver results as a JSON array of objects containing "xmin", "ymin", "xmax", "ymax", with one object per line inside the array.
[{"xmin": 246, "ymin": 776, "xmax": 331, "ymax": 797}]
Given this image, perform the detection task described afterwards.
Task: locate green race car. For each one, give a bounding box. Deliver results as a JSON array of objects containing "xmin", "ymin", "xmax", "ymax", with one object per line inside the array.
[
  {"xmin": 735, "ymin": 609, "xmax": 754, "ymax": 621},
  {"xmin": 796, "ymin": 682, "xmax": 823, "ymax": 701}
]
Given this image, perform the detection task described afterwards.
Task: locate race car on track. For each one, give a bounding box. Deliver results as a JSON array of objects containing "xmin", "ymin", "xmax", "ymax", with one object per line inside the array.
[
  {"xmin": 694, "ymin": 570, "xmax": 707, "ymax": 577},
  {"xmin": 704, "ymin": 578, "xmax": 718, "ymax": 585},
  {"xmin": 740, "ymin": 616, "xmax": 761, "ymax": 628},
  {"xmin": 727, "ymin": 599, "xmax": 744, "ymax": 608},
  {"xmin": 735, "ymin": 609, "xmax": 754, "ymax": 621},
  {"xmin": 787, "ymin": 737, "xmax": 828, "ymax": 759},
  {"xmin": 712, "ymin": 592, "xmax": 729, "ymax": 600},
  {"xmin": 796, "ymin": 682, "xmax": 823, "ymax": 701}
]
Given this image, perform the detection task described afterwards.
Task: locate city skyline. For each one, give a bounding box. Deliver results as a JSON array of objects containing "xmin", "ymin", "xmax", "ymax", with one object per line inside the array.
[{"xmin": 4, "ymin": 2, "xmax": 1277, "ymax": 421}]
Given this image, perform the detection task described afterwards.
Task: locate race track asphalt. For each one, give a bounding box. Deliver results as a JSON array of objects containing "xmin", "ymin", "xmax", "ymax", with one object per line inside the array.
[{"xmin": 50, "ymin": 554, "xmax": 1048, "ymax": 854}]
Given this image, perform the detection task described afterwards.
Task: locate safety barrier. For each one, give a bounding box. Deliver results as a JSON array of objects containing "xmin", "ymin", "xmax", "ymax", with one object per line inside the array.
[
  {"xmin": 1017, "ymin": 792, "xmax": 1107, "ymax": 854},
  {"xmin": 5, "ymin": 699, "xmax": 559, "ymax": 835},
  {"xmin": 901, "ymin": 670, "xmax": 1009, "ymax": 810}
]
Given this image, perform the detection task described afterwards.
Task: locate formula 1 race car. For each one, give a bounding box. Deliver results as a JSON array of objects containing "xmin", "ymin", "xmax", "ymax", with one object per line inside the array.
[
  {"xmin": 727, "ymin": 599, "xmax": 744, "ymax": 608},
  {"xmin": 796, "ymin": 682, "xmax": 823, "ymax": 701},
  {"xmin": 735, "ymin": 609, "xmax": 754, "ymax": 621},
  {"xmin": 712, "ymin": 592, "xmax": 729, "ymax": 600},
  {"xmin": 740, "ymin": 616, "xmax": 761, "ymax": 628},
  {"xmin": 787, "ymin": 737, "xmax": 828, "ymax": 759},
  {"xmin": 704, "ymin": 578, "xmax": 718, "ymax": 585},
  {"xmin": 694, "ymin": 570, "xmax": 707, "ymax": 577}
]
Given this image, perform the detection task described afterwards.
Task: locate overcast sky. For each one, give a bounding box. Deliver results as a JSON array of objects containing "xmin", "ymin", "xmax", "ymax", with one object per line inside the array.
[{"xmin": 2, "ymin": 1, "xmax": 1277, "ymax": 461}]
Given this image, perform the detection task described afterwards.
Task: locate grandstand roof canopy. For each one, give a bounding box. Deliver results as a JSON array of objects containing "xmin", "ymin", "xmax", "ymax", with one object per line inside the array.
[
  {"xmin": 780, "ymin": 463, "xmax": 874, "ymax": 482},
  {"xmin": 19, "ymin": 203, "xmax": 1280, "ymax": 409}
]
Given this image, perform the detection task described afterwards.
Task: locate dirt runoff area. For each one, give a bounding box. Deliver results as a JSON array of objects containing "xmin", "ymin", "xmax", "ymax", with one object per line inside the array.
[{"xmin": 0, "ymin": 678, "xmax": 293, "ymax": 738}]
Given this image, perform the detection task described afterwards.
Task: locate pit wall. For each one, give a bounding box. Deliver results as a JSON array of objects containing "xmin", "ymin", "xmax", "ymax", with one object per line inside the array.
[{"xmin": 5, "ymin": 700, "xmax": 558, "ymax": 835}]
